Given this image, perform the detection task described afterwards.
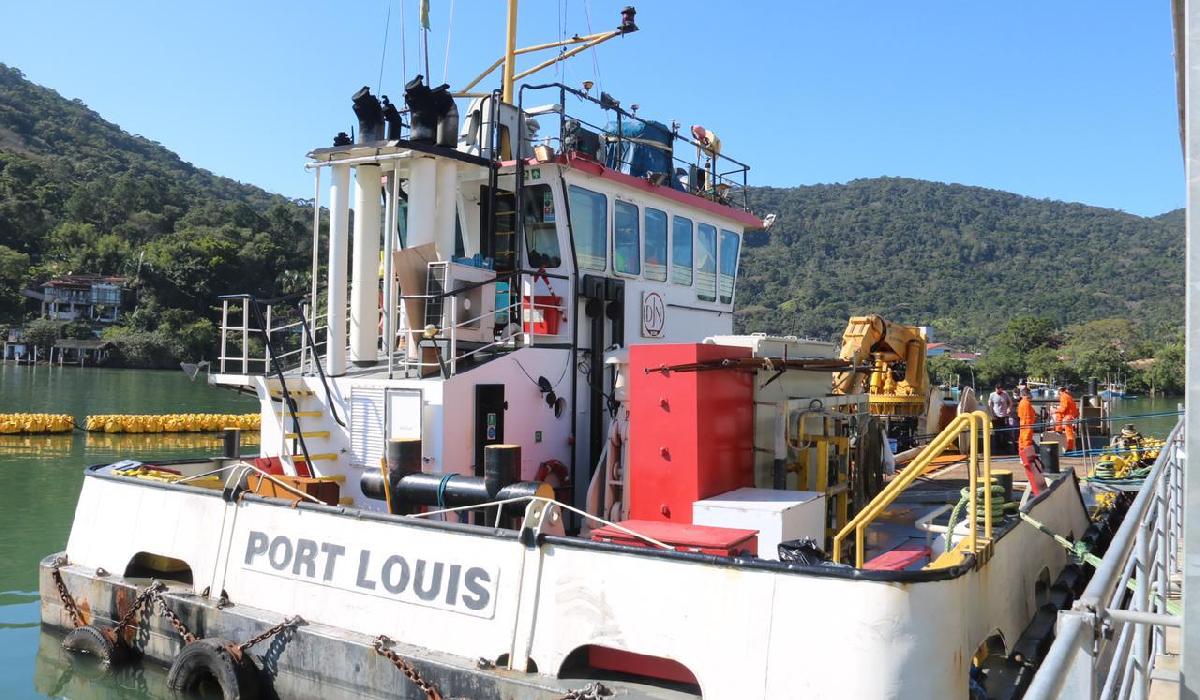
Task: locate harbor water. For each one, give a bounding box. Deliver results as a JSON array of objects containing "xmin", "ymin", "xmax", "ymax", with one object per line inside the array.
[
  {"xmin": 0, "ymin": 364, "xmax": 1180, "ymax": 698},
  {"xmin": 0, "ymin": 364, "xmax": 254, "ymax": 699}
]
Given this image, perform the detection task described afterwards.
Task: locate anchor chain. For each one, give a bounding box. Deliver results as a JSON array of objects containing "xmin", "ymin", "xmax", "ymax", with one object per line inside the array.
[
  {"xmin": 373, "ymin": 635, "xmax": 443, "ymax": 700},
  {"xmin": 113, "ymin": 581, "xmax": 162, "ymax": 638},
  {"xmin": 558, "ymin": 682, "xmax": 612, "ymax": 700},
  {"xmin": 151, "ymin": 587, "xmax": 197, "ymax": 645},
  {"xmin": 50, "ymin": 565, "xmax": 84, "ymax": 629},
  {"xmin": 237, "ymin": 615, "xmax": 304, "ymax": 654}
]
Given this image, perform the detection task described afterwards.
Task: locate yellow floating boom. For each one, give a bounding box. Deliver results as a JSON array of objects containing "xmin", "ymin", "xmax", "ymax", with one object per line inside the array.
[
  {"xmin": 0, "ymin": 413, "xmax": 74, "ymax": 434},
  {"xmin": 84, "ymin": 413, "xmax": 261, "ymax": 434}
]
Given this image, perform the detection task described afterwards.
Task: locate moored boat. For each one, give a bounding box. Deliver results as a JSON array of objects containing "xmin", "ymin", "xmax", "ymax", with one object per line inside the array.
[{"xmin": 40, "ymin": 5, "xmax": 1121, "ymax": 698}]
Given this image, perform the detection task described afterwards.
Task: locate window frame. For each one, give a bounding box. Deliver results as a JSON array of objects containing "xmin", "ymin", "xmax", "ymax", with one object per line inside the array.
[
  {"xmin": 523, "ymin": 183, "xmax": 563, "ymax": 270},
  {"xmin": 695, "ymin": 222, "xmax": 718, "ymax": 303},
  {"xmin": 718, "ymin": 228, "xmax": 741, "ymax": 305},
  {"xmin": 643, "ymin": 207, "xmax": 668, "ymax": 282},
  {"xmin": 611, "ymin": 198, "xmax": 641, "ymax": 278},
  {"xmin": 671, "ymin": 215, "xmax": 694, "ymax": 287},
  {"xmin": 567, "ymin": 184, "xmax": 608, "ymax": 272}
]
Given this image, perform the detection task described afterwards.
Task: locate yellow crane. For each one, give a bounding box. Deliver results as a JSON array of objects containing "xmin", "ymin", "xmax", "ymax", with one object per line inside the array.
[{"xmin": 832, "ymin": 315, "xmax": 930, "ymax": 448}]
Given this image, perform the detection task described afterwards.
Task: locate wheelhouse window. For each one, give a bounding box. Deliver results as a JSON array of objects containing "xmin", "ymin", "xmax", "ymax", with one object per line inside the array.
[
  {"xmin": 523, "ymin": 184, "xmax": 561, "ymax": 269},
  {"xmin": 696, "ymin": 223, "xmax": 717, "ymax": 302},
  {"xmin": 614, "ymin": 200, "xmax": 641, "ymax": 276},
  {"xmin": 671, "ymin": 216, "xmax": 693, "ymax": 286},
  {"xmin": 719, "ymin": 229, "xmax": 740, "ymax": 304},
  {"xmin": 568, "ymin": 185, "xmax": 607, "ymax": 271},
  {"xmin": 644, "ymin": 208, "xmax": 667, "ymax": 281}
]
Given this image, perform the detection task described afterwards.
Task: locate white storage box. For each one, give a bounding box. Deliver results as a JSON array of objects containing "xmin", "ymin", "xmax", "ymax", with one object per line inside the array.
[{"xmin": 692, "ymin": 488, "xmax": 826, "ymax": 561}]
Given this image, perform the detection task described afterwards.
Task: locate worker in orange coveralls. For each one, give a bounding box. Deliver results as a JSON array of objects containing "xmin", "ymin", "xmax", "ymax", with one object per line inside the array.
[
  {"xmin": 1017, "ymin": 388, "xmax": 1044, "ymax": 495},
  {"xmin": 1055, "ymin": 387, "xmax": 1080, "ymax": 452}
]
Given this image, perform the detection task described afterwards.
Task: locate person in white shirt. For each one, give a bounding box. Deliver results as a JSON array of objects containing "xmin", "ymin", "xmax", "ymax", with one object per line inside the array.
[{"xmin": 988, "ymin": 385, "xmax": 1014, "ymax": 452}]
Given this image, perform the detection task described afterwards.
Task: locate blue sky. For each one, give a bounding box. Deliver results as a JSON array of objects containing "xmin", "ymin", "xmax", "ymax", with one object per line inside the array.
[{"xmin": 0, "ymin": 1, "xmax": 1182, "ymax": 216}]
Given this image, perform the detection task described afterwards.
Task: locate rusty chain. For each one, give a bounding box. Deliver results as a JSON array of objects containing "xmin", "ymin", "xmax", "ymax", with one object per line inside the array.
[
  {"xmin": 373, "ymin": 635, "xmax": 443, "ymax": 700},
  {"xmin": 237, "ymin": 615, "xmax": 304, "ymax": 654},
  {"xmin": 150, "ymin": 587, "xmax": 197, "ymax": 645},
  {"xmin": 50, "ymin": 566, "xmax": 84, "ymax": 629},
  {"xmin": 557, "ymin": 683, "xmax": 611, "ymax": 700},
  {"xmin": 112, "ymin": 581, "xmax": 163, "ymax": 639}
]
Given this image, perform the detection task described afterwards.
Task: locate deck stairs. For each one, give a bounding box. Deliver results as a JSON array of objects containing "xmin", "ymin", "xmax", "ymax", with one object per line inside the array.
[{"xmin": 265, "ymin": 379, "xmax": 338, "ymax": 478}]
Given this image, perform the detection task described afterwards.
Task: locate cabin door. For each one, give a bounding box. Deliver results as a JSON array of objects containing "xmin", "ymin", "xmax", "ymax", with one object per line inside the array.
[{"xmin": 473, "ymin": 384, "xmax": 506, "ymax": 476}]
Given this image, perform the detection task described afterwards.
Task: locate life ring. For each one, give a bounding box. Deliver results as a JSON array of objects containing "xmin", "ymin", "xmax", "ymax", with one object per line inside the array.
[
  {"xmin": 166, "ymin": 638, "xmax": 260, "ymax": 699},
  {"xmin": 534, "ymin": 459, "xmax": 569, "ymax": 485},
  {"xmin": 62, "ymin": 624, "xmax": 128, "ymax": 665}
]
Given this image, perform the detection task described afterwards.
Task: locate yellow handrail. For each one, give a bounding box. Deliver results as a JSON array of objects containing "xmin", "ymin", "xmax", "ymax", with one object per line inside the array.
[{"xmin": 832, "ymin": 411, "xmax": 992, "ymax": 567}]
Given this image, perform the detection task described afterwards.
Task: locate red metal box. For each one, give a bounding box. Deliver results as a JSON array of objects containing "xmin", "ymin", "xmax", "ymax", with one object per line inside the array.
[
  {"xmin": 627, "ymin": 343, "xmax": 755, "ymax": 523},
  {"xmin": 589, "ymin": 519, "xmax": 758, "ymax": 557}
]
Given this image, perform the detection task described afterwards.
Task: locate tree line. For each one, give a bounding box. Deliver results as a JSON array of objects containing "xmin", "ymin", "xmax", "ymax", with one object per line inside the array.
[{"xmin": 927, "ymin": 316, "xmax": 1183, "ymax": 396}]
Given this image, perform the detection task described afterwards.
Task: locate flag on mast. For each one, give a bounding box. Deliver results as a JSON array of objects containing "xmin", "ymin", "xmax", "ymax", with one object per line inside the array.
[{"xmin": 419, "ymin": 0, "xmax": 430, "ymax": 30}]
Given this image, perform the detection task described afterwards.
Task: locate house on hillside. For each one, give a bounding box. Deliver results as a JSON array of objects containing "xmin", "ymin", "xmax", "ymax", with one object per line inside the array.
[
  {"xmin": 926, "ymin": 342, "xmax": 980, "ymax": 363},
  {"xmin": 24, "ymin": 274, "xmax": 125, "ymax": 324}
]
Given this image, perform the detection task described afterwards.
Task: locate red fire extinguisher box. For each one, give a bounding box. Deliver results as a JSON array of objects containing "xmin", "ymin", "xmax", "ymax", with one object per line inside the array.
[{"xmin": 627, "ymin": 343, "xmax": 755, "ymax": 523}]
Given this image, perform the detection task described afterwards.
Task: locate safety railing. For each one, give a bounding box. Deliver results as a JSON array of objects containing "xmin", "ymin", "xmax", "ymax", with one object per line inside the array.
[
  {"xmin": 1025, "ymin": 416, "xmax": 1184, "ymax": 700},
  {"xmin": 519, "ymin": 82, "xmax": 752, "ymax": 212},
  {"xmin": 832, "ymin": 410, "xmax": 993, "ymax": 567},
  {"xmin": 218, "ymin": 296, "xmax": 343, "ymax": 377}
]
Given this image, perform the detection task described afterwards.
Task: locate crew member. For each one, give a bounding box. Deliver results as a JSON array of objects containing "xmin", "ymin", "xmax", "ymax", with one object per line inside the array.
[
  {"xmin": 988, "ymin": 385, "xmax": 1013, "ymax": 452},
  {"xmin": 1017, "ymin": 388, "xmax": 1044, "ymax": 495},
  {"xmin": 1055, "ymin": 387, "xmax": 1080, "ymax": 452}
]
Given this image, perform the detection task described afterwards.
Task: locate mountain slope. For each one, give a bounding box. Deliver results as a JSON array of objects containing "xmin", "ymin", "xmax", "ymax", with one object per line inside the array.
[
  {"xmin": 0, "ymin": 64, "xmax": 313, "ymax": 332},
  {"xmin": 737, "ymin": 179, "xmax": 1183, "ymax": 347},
  {"xmin": 0, "ymin": 64, "xmax": 1183, "ymax": 360}
]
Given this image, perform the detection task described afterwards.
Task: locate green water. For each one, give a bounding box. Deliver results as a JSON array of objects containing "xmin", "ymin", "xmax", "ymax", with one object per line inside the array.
[
  {"xmin": 1106, "ymin": 395, "xmax": 1183, "ymax": 439},
  {"xmin": 0, "ymin": 364, "xmax": 254, "ymax": 699}
]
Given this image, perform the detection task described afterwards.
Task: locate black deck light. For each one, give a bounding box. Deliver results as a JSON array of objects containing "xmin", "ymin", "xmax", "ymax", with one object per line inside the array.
[
  {"xmin": 351, "ymin": 86, "xmax": 385, "ymax": 143},
  {"xmin": 381, "ymin": 96, "xmax": 405, "ymax": 140}
]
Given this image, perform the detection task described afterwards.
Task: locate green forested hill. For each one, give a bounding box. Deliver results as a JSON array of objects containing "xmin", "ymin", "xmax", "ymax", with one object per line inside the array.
[
  {"xmin": 738, "ymin": 179, "xmax": 1184, "ymax": 347},
  {"xmin": 0, "ymin": 64, "xmax": 313, "ymax": 365},
  {"xmin": 0, "ymin": 64, "xmax": 1184, "ymax": 368}
]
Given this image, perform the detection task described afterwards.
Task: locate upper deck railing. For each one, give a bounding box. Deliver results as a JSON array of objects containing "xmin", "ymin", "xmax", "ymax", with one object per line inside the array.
[{"xmin": 518, "ymin": 81, "xmax": 752, "ymax": 212}]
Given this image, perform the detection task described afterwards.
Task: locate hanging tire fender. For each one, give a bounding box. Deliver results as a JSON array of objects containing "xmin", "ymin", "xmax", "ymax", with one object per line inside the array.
[
  {"xmin": 166, "ymin": 638, "xmax": 260, "ymax": 699},
  {"xmin": 62, "ymin": 624, "xmax": 128, "ymax": 665}
]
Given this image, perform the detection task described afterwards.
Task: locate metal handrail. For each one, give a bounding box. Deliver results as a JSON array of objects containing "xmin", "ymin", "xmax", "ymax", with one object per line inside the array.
[
  {"xmin": 1025, "ymin": 416, "xmax": 1184, "ymax": 700},
  {"xmin": 520, "ymin": 81, "xmax": 753, "ymax": 211},
  {"xmin": 831, "ymin": 411, "xmax": 992, "ymax": 567}
]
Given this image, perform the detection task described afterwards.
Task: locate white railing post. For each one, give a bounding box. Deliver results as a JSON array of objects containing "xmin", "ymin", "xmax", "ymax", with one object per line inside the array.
[
  {"xmin": 299, "ymin": 301, "xmax": 310, "ymax": 375},
  {"xmin": 449, "ymin": 300, "xmax": 457, "ymax": 375},
  {"xmin": 220, "ymin": 299, "xmax": 229, "ymax": 373},
  {"xmin": 241, "ymin": 302, "xmax": 249, "ymax": 374},
  {"xmin": 1130, "ymin": 522, "xmax": 1150, "ymax": 700},
  {"xmin": 264, "ymin": 303, "xmax": 272, "ymax": 372},
  {"xmin": 1156, "ymin": 467, "xmax": 1170, "ymax": 656}
]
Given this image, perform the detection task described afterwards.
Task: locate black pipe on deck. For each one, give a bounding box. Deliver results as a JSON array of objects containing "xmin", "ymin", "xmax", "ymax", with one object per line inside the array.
[{"xmin": 361, "ymin": 443, "xmax": 550, "ymax": 526}]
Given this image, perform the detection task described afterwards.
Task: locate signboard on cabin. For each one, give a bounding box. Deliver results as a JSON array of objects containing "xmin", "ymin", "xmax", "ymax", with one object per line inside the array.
[{"xmin": 641, "ymin": 291, "xmax": 665, "ymax": 338}]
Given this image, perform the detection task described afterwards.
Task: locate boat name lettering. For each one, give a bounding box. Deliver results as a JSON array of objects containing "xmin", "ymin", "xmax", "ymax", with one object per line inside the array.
[{"xmin": 242, "ymin": 531, "xmax": 496, "ymax": 617}]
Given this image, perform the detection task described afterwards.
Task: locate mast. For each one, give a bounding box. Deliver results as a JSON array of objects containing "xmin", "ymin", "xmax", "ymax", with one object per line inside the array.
[{"xmin": 502, "ymin": 0, "xmax": 519, "ymax": 104}]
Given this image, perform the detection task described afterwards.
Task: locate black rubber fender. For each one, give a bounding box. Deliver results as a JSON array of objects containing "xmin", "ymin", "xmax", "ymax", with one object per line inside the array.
[
  {"xmin": 1055, "ymin": 563, "xmax": 1085, "ymax": 596},
  {"xmin": 62, "ymin": 625, "xmax": 127, "ymax": 665},
  {"xmin": 166, "ymin": 638, "xmax": 260, "ymax": 699}
]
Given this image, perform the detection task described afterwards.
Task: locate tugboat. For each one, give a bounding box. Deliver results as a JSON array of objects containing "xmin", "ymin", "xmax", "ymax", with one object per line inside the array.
[{"xmin": 40, "ymin": 5, "xmax": 1107, "ymax": 698}]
